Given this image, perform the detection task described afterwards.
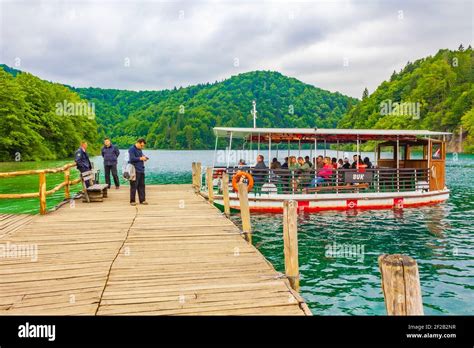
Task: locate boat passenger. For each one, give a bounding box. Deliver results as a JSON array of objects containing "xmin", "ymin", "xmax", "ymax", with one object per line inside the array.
[
  {"xmin": 315, "ymin": 155, "xmax": 324, "ymax": 171},
  {"xmin": 271, "ymin": 157, "xmax": 282, "ymax": 170},
  {"xmin": 298, "ymin": 156, "xmax": 311, "ymax": 187},
  {"xmin": 337, "ymin": 158, "xmax": 344, "ymax": 169},
  {"xmin": 351, "ymin": 155, "xmax": 364, "ymax": 169},
  {"xmin": 311, "ymin": 157, "xmax": 334, "ymax": 186},
  {"xmin": 363, "ymin": 157, "xmax": 373, "ymax": 169},
  {"xmin": 342, "ymin": 157, "xmax": 351, "ymax": 169},
  {"xmin": 252, "ymin": 154, "xmax": 267, "ymax": 184},
  {"xmin": 288, "ymin": 156, "xmax": 299, "ymax": 170},
  {"xmin": 304, "ymin": 156, "xmax": 313, "ymax": 168},
  {"xmin": 281, "ymin": 157, "xmax": 289, "ymax": 169},
  {"xmin": 331, "ymin": 157, "xmax": 338, "ymax": 170}
]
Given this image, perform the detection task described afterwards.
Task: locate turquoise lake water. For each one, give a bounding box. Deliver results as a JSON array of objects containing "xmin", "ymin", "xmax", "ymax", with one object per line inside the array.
[{"xmin": 0, "ymin": 150, "xmax": 473, "ymax": 315}]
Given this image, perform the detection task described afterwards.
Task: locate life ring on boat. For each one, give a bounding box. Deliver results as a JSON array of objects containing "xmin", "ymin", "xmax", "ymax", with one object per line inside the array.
[{"xmin": 232, "ymin": 171, "xmax": 254, "ymax": 192}]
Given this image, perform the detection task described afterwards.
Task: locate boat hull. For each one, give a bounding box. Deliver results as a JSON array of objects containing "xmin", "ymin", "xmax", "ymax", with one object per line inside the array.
[{"xmin": 208, "ymin": 189, "xmax": 450, "ymax": 213}]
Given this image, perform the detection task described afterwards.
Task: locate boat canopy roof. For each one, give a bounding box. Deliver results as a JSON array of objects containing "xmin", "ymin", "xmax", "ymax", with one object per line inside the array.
[{"xmin": 213, "ymin": 127, "xmax": 451, "ymax": 143}]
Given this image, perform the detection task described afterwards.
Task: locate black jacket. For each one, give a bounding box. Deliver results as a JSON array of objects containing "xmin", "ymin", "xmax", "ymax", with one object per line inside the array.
[
  {"xmin": 74, "ymin": 147, "xmax": 92, "ymax": 173},
  {"xmin": 129, "ymin": 145, "xmax": 145, "ymax": 173},
  {"xmin": 101, "ymin": 144, "xmax": 120, "ymax": 166}
]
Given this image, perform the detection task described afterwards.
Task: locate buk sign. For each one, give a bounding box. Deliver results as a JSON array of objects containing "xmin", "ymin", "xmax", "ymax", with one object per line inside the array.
[{"xmin": 344, "ymin": 171, "xmax": 373, "ymax": 183}]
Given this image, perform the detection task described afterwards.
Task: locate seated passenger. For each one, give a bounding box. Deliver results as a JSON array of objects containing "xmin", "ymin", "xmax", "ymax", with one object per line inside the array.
[
  {"xmin": 331, "ymin": 157, "xmax": 338, "ymax": 169},
  {"xmin": 281, "ymin": 157, "xmax": 289, "ymax": 169},
  {"xmin": 270, "ymin": 157, "xmax": 281, "ymax": 170},
  {"xmin": 315, "ymin": 155, "xmax": 324, "ymax": 170},
  {"xmin": 238, "ymin": 159, "xmax": 247, "ymax": 168},
  {"xmin": 288, "ymin": 156, "xmax": 299, "ymax": 170},
  {"xmin": 342, "ymin": 157, "xmax": 351, "ymax": 169},
  {"xmin": 337, "ymin": 158, "xmax": 343, "ymax": 169},
  {"xmin": 297, "ymin": 156, "xmax": 311, "ymax": 187},
  {"xmin": 363, "ymin": 157, "xmax": 373, "ymax": 169},
  {"xmin": 311, "ymin": 157, "xmax": 333, "ymax": 186},
  {"xmin": 252, "ymin": 154, "xmax": 267, "ymax": 183},
  {"xmin": 304, "ymin": 156, "xmax": 313, "ymax": 168}
]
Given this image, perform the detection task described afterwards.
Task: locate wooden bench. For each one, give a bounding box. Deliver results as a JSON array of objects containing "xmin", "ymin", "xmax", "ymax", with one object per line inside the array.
[
  {"xmin": 81, "ymin": 170, "xmax": 109, "ymax": 203},
  {"xmin": 304, "ymin": 183, "xmax": 369, "ymax": 194}
]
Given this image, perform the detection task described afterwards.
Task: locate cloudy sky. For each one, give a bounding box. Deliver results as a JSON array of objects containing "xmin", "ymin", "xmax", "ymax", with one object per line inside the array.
[{"xmin": 0, "ymin": 0, "xmax": 472, "ymax": 98}]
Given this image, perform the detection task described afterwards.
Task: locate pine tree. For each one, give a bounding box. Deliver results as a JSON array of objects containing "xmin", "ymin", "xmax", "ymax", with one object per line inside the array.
[{"xmin": 362, "ymin": 87, "xmax": 369, "ymax": 100}]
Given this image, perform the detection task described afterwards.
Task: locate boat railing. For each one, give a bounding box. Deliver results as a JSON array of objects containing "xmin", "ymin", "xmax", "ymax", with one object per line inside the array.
[{"xmin": 204, "ymin": 166, "xmax": 430, "ymax": 195}]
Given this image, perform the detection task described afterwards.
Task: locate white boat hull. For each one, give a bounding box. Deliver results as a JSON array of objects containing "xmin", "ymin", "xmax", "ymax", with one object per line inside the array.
[{"xmin": 207, "ymin": 189, "xmax": 450, "ymax": 213}]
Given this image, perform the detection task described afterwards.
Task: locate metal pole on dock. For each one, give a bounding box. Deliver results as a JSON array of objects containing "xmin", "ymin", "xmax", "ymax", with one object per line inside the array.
[
  {"xmin": 222, "ymin": 172, "xmax": 231, "ymax": 217},
  {"xmin": 283, "ymin": 200, "xmax": 299, "ymax": 292},
  {"xmin": 237, "ymin": 181, "xmax": 252, "ymax": 243},
  {"xmin": 378, "ymin": 254, "xmax": 424, "ymax": 315}
]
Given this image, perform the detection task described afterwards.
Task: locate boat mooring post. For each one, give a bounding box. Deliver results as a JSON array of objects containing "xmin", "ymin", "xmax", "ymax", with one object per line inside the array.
[
  {"xmin": 222, "ymin": 172, "xmax": 231, "ymax": 217},
  {"xmin": 191, "ymin": 162, "xmax": 197, "ymax": 190},
  {"xmin": 283, "ymin": 200, "xmax": 300, "ymax": 292},
  {"xmin": 196, "ymin": 162, "xmax": 202, "ymax": 191},
  {"xmin": 378, "ymin": 254, "xmax": 424, "ymax": 315},
  {"xmin": 206, "ymin": 167, "xmax": 214, "ymax": 204},
  {"xmin": 237, "ymin": 181, "xmax": 252, "ymax": 244}
]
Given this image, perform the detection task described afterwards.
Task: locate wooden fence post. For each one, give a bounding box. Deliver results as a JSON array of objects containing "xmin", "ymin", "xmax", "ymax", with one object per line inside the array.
[
  {"xmin": 283, "ymin": 200, "xmax": 299, "ymax": 291},
  {"xmin": 39, "ymin": 172, "xmax": 46, "ymax": 215},
  {"xmin": 206, "ymin": 167, "xmax": 214, "ymax": 204},
  {"xmin": 237, "ymin": 181, "xmax": 251, "ymax": 243},
  {"xmin": 64, "ymin": 169, "xmax": 70, "ymax": 199},
  {"xmin": 196, "ymin": 162, "xmax": 202, "ymax": 191},
  {"xmin": 222, "ymin": 172, "xmax": 231, "ymax": 217},
  {"xmin": 191, "ymin": 162, "xmax": 197, "ymax": 190},
  {"xmin": 378, "ymin": 254, "xmax": 424, "ymax": 315}
]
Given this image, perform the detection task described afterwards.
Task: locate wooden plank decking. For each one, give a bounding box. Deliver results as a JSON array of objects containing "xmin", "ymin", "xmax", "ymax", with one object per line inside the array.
[{"xmin": 0, "ymin": 185, "xmax": 310, "ymax": 315}]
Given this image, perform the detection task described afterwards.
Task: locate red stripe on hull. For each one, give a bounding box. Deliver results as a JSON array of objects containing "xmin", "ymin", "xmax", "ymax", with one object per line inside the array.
[{"xmin": 229, "ymin": 199, "xmax": 447, "ymax": 214}]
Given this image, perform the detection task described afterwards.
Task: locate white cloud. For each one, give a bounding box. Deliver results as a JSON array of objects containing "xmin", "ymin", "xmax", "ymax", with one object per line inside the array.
[{"xmin": 0, "ymin": 0, "xmax": 471, "ymax": 98}]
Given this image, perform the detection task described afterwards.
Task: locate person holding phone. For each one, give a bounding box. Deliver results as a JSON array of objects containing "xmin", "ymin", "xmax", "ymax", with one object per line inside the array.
[{"xmin": 128, "ymin": 138, "xmax": 149, "ymax": 206}]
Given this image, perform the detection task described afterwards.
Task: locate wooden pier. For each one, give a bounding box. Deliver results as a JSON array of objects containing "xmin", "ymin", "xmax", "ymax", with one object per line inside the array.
[{"xmin": 0, "ymin": 185, "xmax": 310, "ymax": 315}]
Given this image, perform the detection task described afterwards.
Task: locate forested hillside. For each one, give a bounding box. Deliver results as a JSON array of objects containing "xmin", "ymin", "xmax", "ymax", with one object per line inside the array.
[
  {"xmin": 338, "ymin": 47, "xmax": 474, "ymax": 152},
  {"xmin": 0, "ymin": 66, "xmax": 99, "ymax": 161},
  {"xmin": 75, "ymin": 71, "xmax": 358, "ymax": 149},
  {"xmin": 2, "ymin": 46, "xmax": 472, "ymax": 160}
]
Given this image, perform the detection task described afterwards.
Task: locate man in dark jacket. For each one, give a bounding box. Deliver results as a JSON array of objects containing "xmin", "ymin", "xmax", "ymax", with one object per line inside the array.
[
  {"xmin": 74, "ymin": 141, "xmax": 93, "ymax": 187},
  {"xmin": 101, "ymin": 137, "xmax": 120, "ymax": 189},
  {"xmin": 252, "ymin": 154, "xmax": 267, "ymax": 184},
  {"xmin": 128, "ymin": 138, "xmax": 149, "ymax": 206}
]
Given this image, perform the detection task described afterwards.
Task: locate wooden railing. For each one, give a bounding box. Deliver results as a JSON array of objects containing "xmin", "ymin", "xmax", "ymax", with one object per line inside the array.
[{"xmin": 0, "ymin": 162, "xmax": 81, "ymax": 215}]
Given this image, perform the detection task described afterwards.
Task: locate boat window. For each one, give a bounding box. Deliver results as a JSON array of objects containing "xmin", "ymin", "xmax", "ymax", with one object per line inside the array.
[
  {"xmin": 379, "ymin": 146, "xmax": 394, "ymax": 160},
  {"xmin": 408, "ymin": 145, "xmax": 424, "ymax": 160},
  {"xmin": 432, "ymin": 143, "xmax": 442, "ymax": 160}
]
